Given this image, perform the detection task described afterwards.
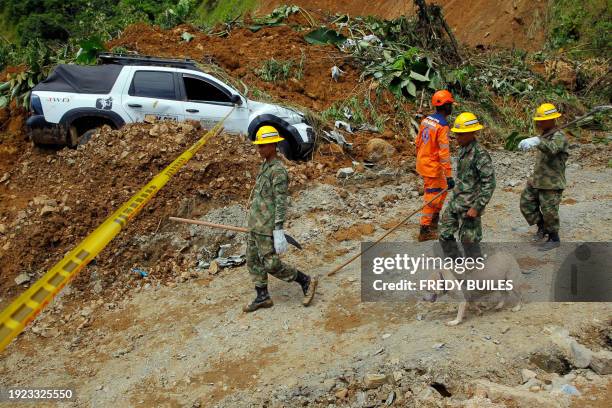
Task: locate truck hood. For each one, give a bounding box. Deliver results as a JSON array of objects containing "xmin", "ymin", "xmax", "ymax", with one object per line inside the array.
[{"xmin": 247, "ymin": 100, "xmax": 304, "ymax": 124}]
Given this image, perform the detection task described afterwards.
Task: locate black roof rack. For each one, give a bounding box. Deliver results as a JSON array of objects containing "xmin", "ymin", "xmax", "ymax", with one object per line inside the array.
[{"xmin": 98, "ymin": 53, "xmax": 202, "ymax": 71}]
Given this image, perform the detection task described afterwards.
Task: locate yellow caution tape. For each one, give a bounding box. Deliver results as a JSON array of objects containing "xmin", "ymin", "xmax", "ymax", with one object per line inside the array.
[{"xmin": 0, "ymin": 115, "xmax": 230, "ymax": 352}]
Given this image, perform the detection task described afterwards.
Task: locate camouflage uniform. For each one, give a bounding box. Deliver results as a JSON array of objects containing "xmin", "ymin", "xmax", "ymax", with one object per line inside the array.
[
  {"xmin": 439, "ymin": 140, "xmax": 496, "ymax": 243},
  {"xmin": 520, "ymin": 130, "xmax": 569, "ymax": 234},
  {"xmin": 247, "ymin": 158, "xmax": 298, "ymax": 288}
]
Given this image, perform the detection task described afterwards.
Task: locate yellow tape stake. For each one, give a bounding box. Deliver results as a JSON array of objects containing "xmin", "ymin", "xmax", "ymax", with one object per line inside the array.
[{"xmin": 0, "ymin": 113, "xmax": 231, "ymax": 353}]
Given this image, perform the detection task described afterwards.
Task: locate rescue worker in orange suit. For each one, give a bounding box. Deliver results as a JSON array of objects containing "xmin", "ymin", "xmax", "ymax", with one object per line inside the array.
[{"xmin": 415, "ymin": 90, "xmax": 455, "ymax": 241}]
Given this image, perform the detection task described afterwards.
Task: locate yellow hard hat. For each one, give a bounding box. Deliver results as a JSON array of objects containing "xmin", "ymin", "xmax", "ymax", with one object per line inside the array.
[
  {"xmin": 451, "ymin": 112, "xmax": 484, "ymax": 133},
  {"xmin": 253, "ymin": 125, "xmax": 284, "ymax": 145},
  {"xmin": 533, "ymin": 103, "xmax": 562, "ymax": 121}
]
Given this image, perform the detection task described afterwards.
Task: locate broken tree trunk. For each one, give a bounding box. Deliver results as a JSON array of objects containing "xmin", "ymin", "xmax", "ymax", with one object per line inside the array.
[{"xmin": 412, "ymin": 0, "xmax": 461, "ymax": 63}]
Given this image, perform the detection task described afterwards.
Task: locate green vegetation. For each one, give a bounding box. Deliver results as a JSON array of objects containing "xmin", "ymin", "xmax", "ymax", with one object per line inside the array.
[
  {"xmin": 322, "ymin": 94, "xmax": 386, "ymax": 131},
  {"xmin": 255, "ymin": 54, "xmax": 305, "ymax": 82},
  {"xmin": 547, "ymin": 0, "xmax": 611, "ymax": 57},
  {"xmin": 0, "ymin": 0, "xmax": 609, "ymax": 147},
  {"xmin": 194, "ymin": 0, "xmax": 258, "ymax": 27}
]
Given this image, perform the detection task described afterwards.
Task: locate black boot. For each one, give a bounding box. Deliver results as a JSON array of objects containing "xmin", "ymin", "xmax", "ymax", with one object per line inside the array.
[
  {"xmin": 539, "ymin": 232, "xmax": 560, "ymax": 251},
  {"xmin": 243, "ymin": 286, "xmax": 273, "ymax": 313},
  {"xmin": 439, "ymin": 237, "xmax": 461, "ymax": 260},
  {"xmin": 418, "ymin": 225, "xmax": 438, "ymax": 242},
  {"xmin": 295, "ymin": 271, "xmax": 318, "ymax": 306},
  {"xmin": 463, "ymin": 242, "xmax": 483, "ymax": 260}
]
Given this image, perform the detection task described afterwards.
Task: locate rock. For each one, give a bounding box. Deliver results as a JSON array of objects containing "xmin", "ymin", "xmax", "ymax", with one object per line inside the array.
[
  {"xmin": 323, "ymin": 378, "xmax": 335, "ymax": 391},
  {"xmin": 363, "ymin": 373, "xmax": 388, "ymax": 389},
  {"xmin": 365, "ymin": 138, "xmax": 396, "ymax": 163},
  {"xmin": 590, "ymin": 349, "xmax": 612, "ymax": 375},
  {"xmin": 519, "ymin": 377, "xmax": 542, "ymax": 391},
  {"xmin": 382, "ymin": 333, "xmax": 391, "ymax": 339},
  {"xmin": 432, "ymin": 342, "xmax": 445, "ymax": 350},
  {"xmin": 14, "ymin": 273, "xmax": 30, "ymax": 285},
  {"xmin": 93, "ymin": 281, "xmax": 103, "ymax": 294},
  {"xmin": 415, "ymin": 386, "xmax": 440, "ymax": 403},
  {"xmin": 80, "ymin": 307, "xmax": 93, "ymax": 317},
  {"xmin": 336, "ymin": 167, "xmax": 355, "ymax": 178},
  {"xmin": 356, "ymin": 391, "xmax": 366, "ymax": 405},
  {"xmin": 335, "ymin": 388, "xmax": 348, "ymax": 399},
  {"xmin": 550, "ymin": 327, "xmax": 592, "ymax": 368},
  {"xmin": 521, "ymin": 369, "xmax": 537, "ymax": 383},
  {"xmin": 149, "ymin": 125, "xmax": 160, "ymax": 137},
  {"xmin": 143, "ymin": 114, "xmax": 157, "ymax": 124},
  {"xmin": 208, "ymin": 260, "xmax": 220, "ymax": 275},
  {"xmin": 32, "ymin": 195, "xmax": 48, "ymax": 205},
  {"xmin": 40, "ymin": 204, "xmax": 58, "ymax": 216},
  {"xmin": 545, "ymin": 59, "xmax": 576, "ymax": 90},
  {"xmin": 570, "ymin": 341, "xmax": 593, "ymax": 368},
  {"xmin": 473, "ymin": 380, "xmax": 564, "ymax": 408}
]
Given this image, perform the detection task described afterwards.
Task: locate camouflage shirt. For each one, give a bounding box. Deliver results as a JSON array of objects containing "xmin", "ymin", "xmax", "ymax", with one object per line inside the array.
[
  {"xmin": 451, "ymin": 140, "xmax": 496, "ymax": 212},
  {"xmin": 247, "ymin": 158, "xmax": 289, "ymax": 235},
  {"xmin": 530, "ymin": 130, "xmax": 569, "ymax": 190}
]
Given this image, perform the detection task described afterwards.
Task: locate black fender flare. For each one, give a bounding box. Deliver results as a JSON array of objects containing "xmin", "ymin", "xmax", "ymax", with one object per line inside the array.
[{"xmin": 59, "ymin": 108, "xmax": 126, "ymax": 129}]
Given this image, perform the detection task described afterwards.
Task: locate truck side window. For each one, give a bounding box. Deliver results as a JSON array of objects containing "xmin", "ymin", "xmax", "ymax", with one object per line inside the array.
[
  {"xmin": 130, "ymin": 71, "xmax": 176, "ymax": 99},
  {"xmin": 183, "ymin": 76, "xmax": 231, "ymax": 103}
]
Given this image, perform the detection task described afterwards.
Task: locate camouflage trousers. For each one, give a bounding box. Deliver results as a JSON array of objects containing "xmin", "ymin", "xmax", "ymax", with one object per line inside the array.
[
  {"xmin": 247, "ymin": 232, "xmax": 298, "ymax": 288},
  {"xmin": 520, "ymin": 184, "xmax": 563, "ymax": 234},
  {"xmin": 438, "ymin": 199, "xmax": 482, "ymax": 243}
]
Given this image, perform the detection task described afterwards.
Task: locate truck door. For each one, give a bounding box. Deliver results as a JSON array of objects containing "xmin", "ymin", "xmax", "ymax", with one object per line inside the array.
[
  {"xmin": 180, "ymin": 73, "xmax": 248, "ymax": 133},
  {"xmin": 122, "ymin": 70, "xmax": 184, "ymax": 123}
]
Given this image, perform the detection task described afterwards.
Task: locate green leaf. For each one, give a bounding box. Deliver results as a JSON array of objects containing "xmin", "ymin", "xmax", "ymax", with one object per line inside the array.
[
  {"xmin": 181, "ymin": 32, "xmax": 194, "ymax": 42},
  {"xmin": 76, "ymin": 37, "xmax": 105, "ymax": 65},
  {"xmin": 409, "ymin": 70, "xmax": 429, "ymax": 82},
  {"xmin": 0, "ymin": 96, "xmax": 8, "ymax": 108},
  {"xmin": 405, "ymin": 80, "xmax": 417, "ymax": 97},
  {"xmin": 429, "ymin": 73, "xmax": 443, "ymax": 90},
  {"xmin": 391, "ymin": 57, "xmax": 405, "ymax": 71},
  {"xmin": 389, "ymin": 79, "xmax": 403, "ymax": 97},
  {"xmin": 304, "ymin": 28, "xmax": 347, "ymax": 45},
  {"xmin": 374, "ymin": 71, "xmax": 384, "ymax": 79}
]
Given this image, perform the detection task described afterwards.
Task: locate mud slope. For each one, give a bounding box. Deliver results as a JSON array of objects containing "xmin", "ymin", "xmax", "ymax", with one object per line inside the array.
[{"xmin": 260, "ymin": 0, "xmax": 547, "ymax": 50}]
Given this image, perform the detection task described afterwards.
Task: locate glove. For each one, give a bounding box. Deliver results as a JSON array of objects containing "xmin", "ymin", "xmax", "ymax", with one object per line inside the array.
[
  {"xmin": 518, "ymin": 136, "xmax": 541, "ymax": 151},
  {"xmin": 446, "ymin": 177, "xmax": 455, "ymax": 190},
  {"xmin": 273, "ymin": 229, "xmax": 288, "ymax": 254}
]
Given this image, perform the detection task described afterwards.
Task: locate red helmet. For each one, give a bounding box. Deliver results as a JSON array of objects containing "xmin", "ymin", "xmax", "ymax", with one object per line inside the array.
[{"xmin": 432, "ymin": 90, "xmax": 454, "ymax": 107}]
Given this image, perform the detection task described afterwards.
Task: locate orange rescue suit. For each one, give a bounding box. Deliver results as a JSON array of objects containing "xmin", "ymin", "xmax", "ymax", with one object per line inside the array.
[
  {"xmin": 416, "ymin": 113, "xmax": 452, "ymax": 178},
  {"xmin": 415, "ymin": 113, "xmax": 452, "ymax": 226}
]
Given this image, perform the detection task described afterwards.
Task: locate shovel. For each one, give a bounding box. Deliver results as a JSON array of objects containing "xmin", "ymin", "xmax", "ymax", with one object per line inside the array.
[{"xmin": 169, "ymin": 217, "xmax": 303, "ymax": 250}]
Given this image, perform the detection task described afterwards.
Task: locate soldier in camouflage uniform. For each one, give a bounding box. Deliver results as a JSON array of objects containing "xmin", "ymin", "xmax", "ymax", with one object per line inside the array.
[
  {"xmin": 518, "ymin": 103, "xmax": 569, "ymax": 251},
  {"xmin": 244, "ymin": 125, "xmax": 317, "ymax": 313},
  {"xmin": 438, "ymin": 112, "xmax": 496, "ymax": 259}
]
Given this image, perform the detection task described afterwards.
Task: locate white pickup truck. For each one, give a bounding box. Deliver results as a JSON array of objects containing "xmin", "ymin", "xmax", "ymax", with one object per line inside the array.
[{"xmin": 26, "ymin": 54, "xmax": 315, "ymax": 160}]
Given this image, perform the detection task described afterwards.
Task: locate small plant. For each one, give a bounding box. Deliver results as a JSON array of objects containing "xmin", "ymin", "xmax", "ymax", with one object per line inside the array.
[
  {"xmin": 157, "ymin": 0, "xmax": 195, "ymax": 29},
  {"xmin": 256, "ymin": 59, "xmax": 295, "ymax": 82}
]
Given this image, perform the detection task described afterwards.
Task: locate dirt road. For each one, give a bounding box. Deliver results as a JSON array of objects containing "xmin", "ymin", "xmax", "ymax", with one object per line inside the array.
[{"xmin": 1, "ymin": 143, "xmax": 610, "ymax": 407}]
